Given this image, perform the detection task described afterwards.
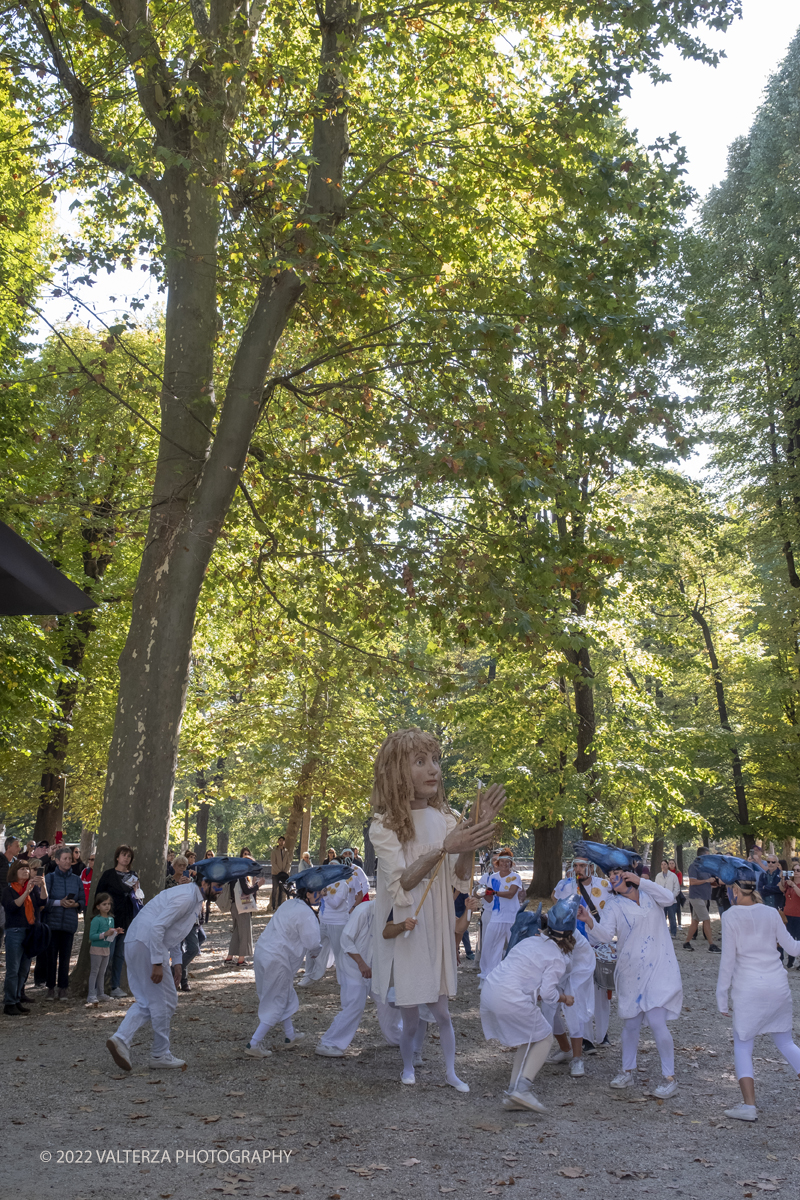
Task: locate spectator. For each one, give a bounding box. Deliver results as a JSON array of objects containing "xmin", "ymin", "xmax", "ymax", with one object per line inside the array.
[
  {"xmin": 43, "ymin": 845, "xmax": 86, "ymax": 999},
  {"xmin": 96, "ymin": 844, "xmax": 140, "ymax": 998},
  {"xmin": 454, "ymin": 889, "xmax": 475, "ymax": 960},
  {"xmin": 301, "ymin": 851, "xmax": 313, "ymax": 870},
  {"xmin": 668, "ymin": 858, "xmax": 685, "ymax": 927},
  {"xmin": 748, "ymin": 845, "xmax": 766, "ymax": 875},
  {"xmin": 225, "ymin": 847, "xmax": 264, "ymax": 966},
  {"xmin": 71, "ymin": 846, "xmax": 85, "ymax": 876},
  {"xmin": 80, "ymin": 854, "xmax": 95, "ymax": 905},
  {"xmin": 2, "ymin": 859, "xmax": 46, "ymax": 1015},
  {"xmin": 166, "ymin": 857, "xmax": 203, "ymax": 991},
  {"xmin": 34, "ymin": 841, "xmax": 52, "ymax": 872},
  {"xmin": 682, "ymin": 847, "xmax": 720, "ymax": 953},
  {"xmin": 20, "ymin": 840, "xmax": 36, "ymax": 860},
  {"xmin": 759, "ymin": 853, "xmax": 787, "ymax": 961},
  {"xmin": 326, "ymin": 847, "xmax": 338, "ymax": 864},
  {"xmin": 655, "ymin": 859, "xmax": 681, "ymax": 937},
  {"xmin": 166, "ymin": 850, "xmax": 176, "ymax": 877},
  {"xmin": 785, "ymin": 867, "xmax": 800, "ymax": 969},
  {"xmin": 0, "ymin": 835, "xmax": 20, "ymax": 954},
  {"xmin": 270, "ymin": 836, "xmax": 292, "ymax": 910},
  {"xmin": 86, "ymin": 893, "xmax": 123, "ymax": 1006},
  {"xmin": 185, "ymin": 851, "xmax": 197, "ymax": 879},
  {"xmin": 350, "ymin": 846, "xmax": 364, "ymax": 868}
]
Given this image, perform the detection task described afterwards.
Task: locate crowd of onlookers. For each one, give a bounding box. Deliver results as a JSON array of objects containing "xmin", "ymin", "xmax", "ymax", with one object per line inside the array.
[{"xmin": 0, "ymin": 831, "xmax": 370, "ymax": 1016}]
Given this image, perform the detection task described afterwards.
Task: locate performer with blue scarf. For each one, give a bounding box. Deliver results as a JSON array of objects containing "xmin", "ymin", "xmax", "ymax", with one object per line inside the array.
[{"xmin": 478, "ymin": 851, "xmax": 523, "ymax": 980}]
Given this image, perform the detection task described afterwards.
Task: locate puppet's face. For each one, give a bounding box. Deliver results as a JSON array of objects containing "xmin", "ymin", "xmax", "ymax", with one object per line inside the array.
[{"xmin": 409, "ymin": 749, "xmax": 441, "ymax": 800}]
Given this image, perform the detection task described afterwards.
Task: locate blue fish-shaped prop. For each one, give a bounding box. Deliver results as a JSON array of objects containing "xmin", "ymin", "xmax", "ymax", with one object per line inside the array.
[
  {"xmin": 691, "ymin": 854, "xmax": 755, "ymax": 885},
  {"xmin": 546, "ymin": 893, "xmax": 581, "ymax": 933},
  {"xmin": 503, "ymin": 903, "xmax": 543, "ymax": 957},
  {"xmin": 195, "ymin": 856, "xmax": 265, "ymax": 886},
  {"xmin": 286, "ymin": 861, "xmax": 354, "ymax": 894},
  {"xmin": 573, "ymin": 840, "xmax": 641, "ymax": 875}
]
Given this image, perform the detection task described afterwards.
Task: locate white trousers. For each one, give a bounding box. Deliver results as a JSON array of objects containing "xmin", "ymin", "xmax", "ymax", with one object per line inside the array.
[
  {"xmin": 586, "ymin": 984, "xmax": 611, "ymax": 1044},
  {"xmin": 479, "ymin": 919, "xmax": 514, "ymax": 979},
  {"xmin": 114, "ymin": 941, "xmax": 177, "ymax": 1058},
  {"xmin": 319, "ymin": 973, "xmax": 402, "ymax": 1050}
]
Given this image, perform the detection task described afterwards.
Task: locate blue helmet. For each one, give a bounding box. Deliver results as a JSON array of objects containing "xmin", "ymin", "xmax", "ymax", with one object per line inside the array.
[
  {"xmin": 546, "ymin": 893, "xmax": 580, "ymax": 934},
  {"xmin": 503, "ymin": 904, "xmax": 543, "ymax": 957},
  {"xmin": 286, "ymin": 861, "xmax": 353, "ymax": 895},
  {"xmin": 692, "ymin": 853, "xmax": 755, "ymax": 886},
  {"xmin": 573, "ymin": 840, "xmax": 641, "ymax": 875}
]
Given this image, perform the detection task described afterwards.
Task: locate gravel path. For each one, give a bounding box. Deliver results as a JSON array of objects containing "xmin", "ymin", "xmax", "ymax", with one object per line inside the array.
[{"xmin": 5, "ymin": 908, "xmax": 800, "ymax": 1200}]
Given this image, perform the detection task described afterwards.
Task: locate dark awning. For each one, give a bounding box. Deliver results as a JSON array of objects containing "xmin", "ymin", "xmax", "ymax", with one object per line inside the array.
[{"xmin": 0, "ymin": 521, "xmax": 98, "ymax": 616}]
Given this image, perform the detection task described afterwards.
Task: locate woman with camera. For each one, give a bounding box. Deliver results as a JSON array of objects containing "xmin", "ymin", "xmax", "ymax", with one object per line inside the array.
[{"xmin": 2, "ymin": 859, "xmax": 46, "ymax": 1015}]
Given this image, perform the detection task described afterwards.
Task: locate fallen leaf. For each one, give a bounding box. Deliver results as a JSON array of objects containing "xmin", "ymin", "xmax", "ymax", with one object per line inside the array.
[
  {"xmin": 559, "ymin": 1167, "xmax": 589, "ymax": 1179},
  {"xmin": 440, "ymin": 1190, "xmax": 456, "ymax": 1194},
  {"xmin": 133, "ymin": 1099, "xmax": 148, "ymax": 1104},
  {"xmin": 78, "ymin": 1106, "xmax": 93, "ymax": 1112},
  {"xmin": 226, "ymin": 1091, "xmax": 245, "ymax": 1097},
  {"xmin": 128, "ymin": 1113, "xmax": 149, "ymax": 1120},
  {"xmin": 472, "ymin": 1121, "xmax": 503, "ymax": 1132},
  {"xmin": 304, "ymin": 1139, "xmax": 320, "ymax": 1147},
  {"xmin": 232, "ymin": 1111, "xmax": 248, "ymax": 1119},
  {"xmin": 203, "ymin": 1115, "xmax": 221, "ymax": 1124},
  {"xmin": 15, "ymin": 1056, "xmax": 26, "ymax": 1062},
  {"xmin": 402, "ymin": 1159, "xmax": 421, "ymax": 1167},
  {"xmin": 11, "ymin": 1119, "xmax": 24, "ymax": 1126},
  {"xmin": 91, "ymin": 1127, "xmax": 104, "ymax": 1131}
]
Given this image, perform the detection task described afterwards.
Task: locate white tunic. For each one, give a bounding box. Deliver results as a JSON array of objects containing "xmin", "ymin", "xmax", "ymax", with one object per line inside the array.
[
  {"xmin": 481, "ymin": 936, "xmax": 571, "ymax": 1046},
  {"xmin": 339, "ymin": 899, "xmax": 378, "ymax": 982},
  {"xmin": 253, "ymin": 898, "xmax": 322, "ymax": 1027},
  {"xmin": 716, "ymin": 904, "xmax": 800, "ymax": 1041},
  {"xmin": 588, "ymin": 878, "xmax": 683, "ymax": 1020},
  {"xmin": 554, "ymin": 875, "xmax": 612, "ymax": 948},
  {"xmin": 370, "ymin": 806, "xmax": 461, "ymax": 1006},
  {"xmin": 125, "ymin": 883, "xmax": 203, "ymax": 965}
]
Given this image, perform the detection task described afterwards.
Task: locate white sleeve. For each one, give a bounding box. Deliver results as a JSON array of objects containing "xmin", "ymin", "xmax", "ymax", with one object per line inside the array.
[
  {"xmin": 539, "ymin": 955, "xmax": 567, "ymax": 1006},
  {"xmin": 716, "ymin": 912, "xmax": 735, "ymax": 1012},
  {"xmin": 638, "ymin": 878, "xmax": 675, "ymax": 908},
  {"xmin": 148, "ymin": 890, "xmax": 195, "ymax": 966},
  {"xmin": 585, "ymin": 904, "xmax": 616, "ymax": 943},
  {"xmin": 774, "ymin": 908, "xmax": 800, "ymax": 957}
]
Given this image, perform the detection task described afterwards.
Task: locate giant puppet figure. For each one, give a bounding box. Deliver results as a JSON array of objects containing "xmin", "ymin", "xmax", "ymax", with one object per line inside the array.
[{"xmin": 369, "ymin": 727, "xmax": 506, "ymax": 1091}]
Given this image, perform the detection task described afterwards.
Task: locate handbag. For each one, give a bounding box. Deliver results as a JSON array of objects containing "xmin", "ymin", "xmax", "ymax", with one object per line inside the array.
[
  {"xmin": 215, "ymin": 883, "xmax": 233, "ymax": 914},
  {"xmin": 234, "ymin": 879, "xmax": 258, "ymax": 915},
  {"xmin": 23, "ymin": 921, "xmax": 51, "ymax": 958}
]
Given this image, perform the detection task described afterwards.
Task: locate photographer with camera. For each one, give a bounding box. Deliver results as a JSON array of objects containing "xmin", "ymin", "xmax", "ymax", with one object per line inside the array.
[{"xmin": 783, "ymin": 865, "xmax": 800, "ymax": 969}]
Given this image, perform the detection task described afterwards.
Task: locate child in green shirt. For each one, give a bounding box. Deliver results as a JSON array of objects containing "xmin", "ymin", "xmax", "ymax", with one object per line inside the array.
[{"xmin": 86, "ymin": 893, "xmax": 123, "ymax": 1007}]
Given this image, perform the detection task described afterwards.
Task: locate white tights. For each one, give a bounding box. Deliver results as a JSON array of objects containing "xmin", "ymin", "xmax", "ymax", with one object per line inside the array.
[
  {"xmin": 621, "ymin": 1006, "xmax": 675, "ymax": 1077},
  {"xmin": 252, "ymin": 1016, "xmax": 295, "ymax": 1044},
  {"xmin": 733, "ymin": 1030, "xmax": 800, "ymax": 1080},
  {"xmin": 400, "ymin": 995, "xmax": 464, "ymax": 1086},
  {"xmin": 510, "ymin": 1035, "xmax": 552, "ymax": 1091}
]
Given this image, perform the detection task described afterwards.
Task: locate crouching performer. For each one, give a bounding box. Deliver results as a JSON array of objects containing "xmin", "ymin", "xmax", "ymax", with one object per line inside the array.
[
  {"xmin": 246, "ymin": 862, "xmax": 353, "ymax": 1058},
  {"xmin": 369, "ymin": 727, "xmax": 506, "ymax": 1092},
  {"xmin": 106, "ymin": 857, "xmax": 239, "ymax": 1071},
  {"xmin": 480, "ymin": 896, "xmax": 580, "ymax": 1112}
]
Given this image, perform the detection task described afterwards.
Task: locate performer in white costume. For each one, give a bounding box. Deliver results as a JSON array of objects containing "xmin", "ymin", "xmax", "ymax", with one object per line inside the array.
[
  {"xmin": 479, "ymin": 851, "xmax": 523, "ymax": 979},
  {"xmin": 554, "ymin": 855, "xmax": 612, "ymax": 1050},
  {"xmin": 477, "ymin": 853, "xmax": 500, "ymax": 965},
  {"xmin": 315, "ymin": 899, "xmax": 402, "ymax": 1056},
  {"xmin": 245, "ymin": 863, "xmax": 352, "ymax": 1057},
  {"xmin": 575, "ymin": 841, "xmax": 682, "ymax": 1099},
  {"xmin": 541, "ymin": 923, "xmax": 596, "ymax": 1078},
  {"xmin": 370, "ymin": 727, "xmax": 506, "ymax": 1091},
  {"xmin": 481, "ymin": 895, "xmax": 579, "ymax": 1112},
  {"xmin": 707, "ymin": 854, "xmax": 800, "ymax": 1121},
  {"xmin": 106, "ymin": 867, "xmax": 219, "ymax": 1071}
]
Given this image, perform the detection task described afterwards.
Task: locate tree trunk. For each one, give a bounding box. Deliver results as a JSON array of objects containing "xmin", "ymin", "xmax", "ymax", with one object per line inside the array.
[
  {"xmin": 783, "ymin": 837, "xmax": 796, "ymax": 865},
  {"xmin": 363, "ymin": 821, "xmax": 375, "ymax": 877},
  {"xmin": 79, "ymin": 826, "xmax": 95, "ymax": 862},
  {"xmin": 283, "ymin": 679, "xmax": 328, "ymax": 856},
  {"xmin": 531, "ymin": 822, "xmax": 564, "ymax": 898},
  {"xmin": 317, "ymin": 816, "xmax": 329, "ymax": 864},
  {"xmin": 215, "ymin": 828, "xmax": 229, "ymax": 856},
  {"xmin": 651, "ymin": 828, "xmax": 664, "ymax": 875},
  {"xmin": 676, "ymin": 843, "xmax": 684, "ymax": 875},
  {"xmin": 300, "ymin": 804, "xmax": 312, "ymax": 856},
  {"xmin": 690, "ymin": 602, "xmax": 753, "ymax": 848},
  {"xmin": 195, "ymin": 801, "xmax": 211, "ymax": 857},
  {"xmin": 33, "ymin": 774, "xmax": 65, "ymax": 846}
]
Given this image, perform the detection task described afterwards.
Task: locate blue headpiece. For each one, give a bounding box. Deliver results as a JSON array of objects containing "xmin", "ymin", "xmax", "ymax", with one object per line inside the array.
[
  {"xmin": 195, "ymin": 856, "xmax": 264, "ymax": 886},
  {"xmin": 503, "ymin": 903, "xmax": 543, "ymax": 957},
  {"xmin": 691, "ymin": 854, "xmax": 755, "ymax": 885},
  {"xmin": 546, "ymin": 893, "xmax": 580, "ymax": 934},
  {"xmin": 573, "ymin": 840, "xmax": 641, "ymax": 875},
  {"xmin": 286, "ymin": 861, "xmax": 353, "ymax": 895}
]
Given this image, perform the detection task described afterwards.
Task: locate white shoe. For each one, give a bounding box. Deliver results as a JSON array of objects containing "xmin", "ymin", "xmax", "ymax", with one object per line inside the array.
[
  {"xmin": 447, "ymin": 1076, "xmax": 470, "ymax": 1093},
  {"xmin": 148, "ymin": 1053, "xmax": 185, "ymax": 1069},
  {"xmin": 109, "ymin": 987, "xmax": 127, "ymax": 999},
  {"xmin": 245, "ymin": 1043, "xmax": 272, "ymax": 1058},
  {"xmin": 412, "ymin": 1050, "xmax": 423, "ymax": 1067},
  {"xmin": 106, "ymin": 1035, "xmax": 132, "ymax": 1071},
  {"xmin": 610, "ymin": 1070, "xmax": 635, "ymax": 1089},
  {"xmin": 724, "ymin": 1103, "xmax": 757, "ymax": 1122},
  {"xmin": 502, "ymin": 1093, "xmax": 527, "ymax": 1110},
  {"xmin": 504, "ymin": 1088, "xmax": 546, "ymax": 1113},
  {"xmin": 401, "ymin": 1069, "xmax": 416, "ymax": 1085},
  {"xmin": 315, "ymin": 1044, "xmax": 344, "ymax": 1057},
  {"xmin": 569, "ymin": 1058, "xmax": 585, "ymax": 1077},
  {"xmin": 654, "ymin": 1077, "xmax": 678, "ymax": 1099},
  {"xmin": 85, "ymin": 1001, "xmax": 98, "ymax": 1008},
  {"xmin": 296, "ymin": 977, "xmax": 314, "ymax": 987},
  {"xmin": 548, "ymin": 1049, "xmax": 573, "ymax": 1064}
]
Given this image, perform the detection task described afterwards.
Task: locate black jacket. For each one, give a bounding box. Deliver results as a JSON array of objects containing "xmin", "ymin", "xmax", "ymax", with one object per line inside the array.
[{"xmin": 96, "ymin": 867, "xmax": 139, "ymax": 930}]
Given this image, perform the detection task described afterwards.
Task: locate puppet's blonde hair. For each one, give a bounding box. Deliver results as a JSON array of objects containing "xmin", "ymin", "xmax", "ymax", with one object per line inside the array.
[{"xmin": 370, "ymin": 727, "xmax": 449, "ymax": 845}]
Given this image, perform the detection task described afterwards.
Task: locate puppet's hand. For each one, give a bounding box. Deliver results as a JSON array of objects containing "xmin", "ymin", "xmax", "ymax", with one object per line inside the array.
[{"xmin": 444, "ymin": 812, "xmax": 501, "ymax": 856}]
